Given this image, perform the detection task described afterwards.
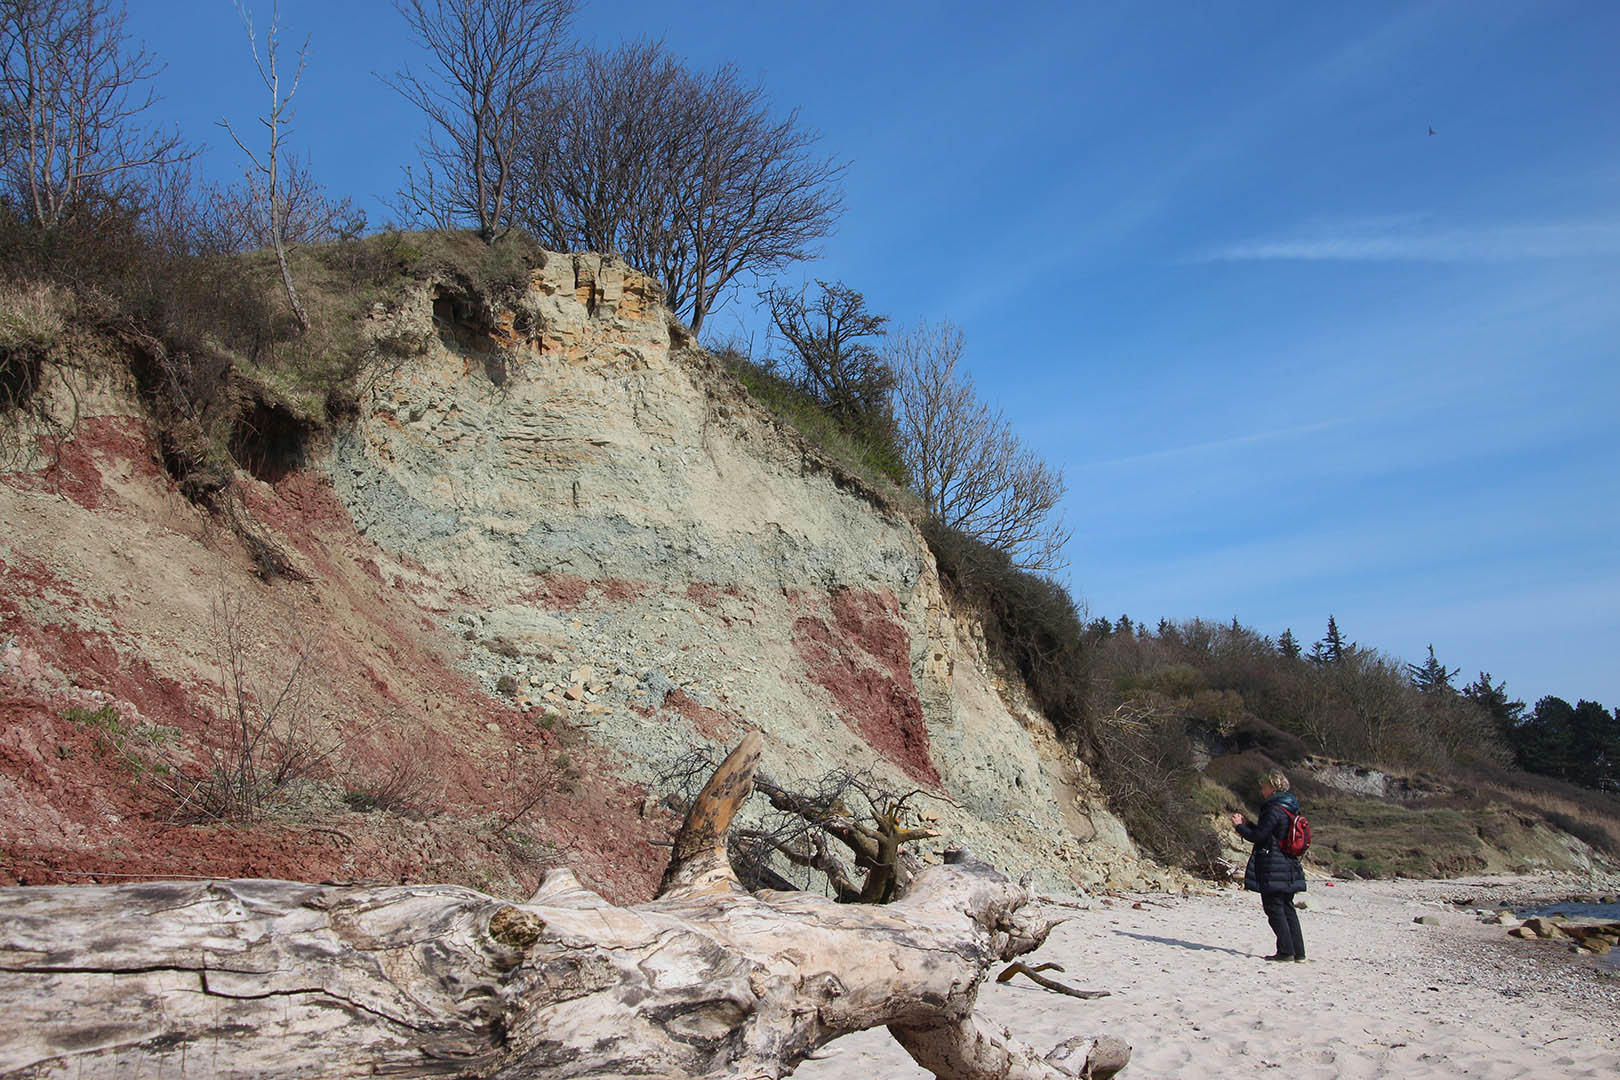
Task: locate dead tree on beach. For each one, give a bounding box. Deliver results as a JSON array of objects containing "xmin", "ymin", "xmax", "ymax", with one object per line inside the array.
[{"xmin": 0, "ymin": 731, "xmax": 1129, "ymax": 1079}]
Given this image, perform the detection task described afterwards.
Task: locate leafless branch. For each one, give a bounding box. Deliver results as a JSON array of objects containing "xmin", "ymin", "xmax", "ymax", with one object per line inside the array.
[
  {"xmin": 0, "ymin": 0, "xmax": 190, "ymax": 228},
  {"xmin": 762, "ymin": 279, "xmax": 891, "ymax": 428},
  {"xmin": 221, "ymin": 1, "xmax": 311, "ymax": 332},
  {"xmin": 384, "ymin": 0, "xmax": 576, "ymax": 240},
  {"xmin": 512, "ymin": 40, "xmax": 844, "ymax": 332},
  {"xmin": 891, "ymin": 319, "xmax": 1071, "ymax": 572}
]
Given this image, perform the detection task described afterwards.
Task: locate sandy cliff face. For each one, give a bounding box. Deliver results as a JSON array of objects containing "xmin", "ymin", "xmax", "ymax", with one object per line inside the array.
[
  {"xmin": 0, "ymin": 251, "xmax": 1154, "ymax": 900},
  {"xmin": 333, "ymin": 252, "xmax": 1144, "ymax": 890}
]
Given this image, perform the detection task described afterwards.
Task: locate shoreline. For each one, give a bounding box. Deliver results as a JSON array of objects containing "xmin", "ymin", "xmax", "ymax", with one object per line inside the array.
[{"xmin": 797, "ymin": 872, "xmax": 1620, "ymax": 1079}]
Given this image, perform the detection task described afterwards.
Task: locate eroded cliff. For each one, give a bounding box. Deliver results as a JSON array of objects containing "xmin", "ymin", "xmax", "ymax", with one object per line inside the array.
[{"xmin": 0, "ymin": 250, "xmax": 1165, "ymax": 901}]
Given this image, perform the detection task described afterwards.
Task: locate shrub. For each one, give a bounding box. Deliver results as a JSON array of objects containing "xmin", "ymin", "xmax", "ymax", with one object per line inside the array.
[
  {"xmin": 170, "ymin": 595, "xmax": 342, "ymax": 824},
  {"xmin": 1090, "ymin": 709, "xmax": 1223, "ymax": 871},
  {"xmin": 1221, "ymin": 713, "xmax": 1309, "ymax": 763},
  {"xmin": 924, "ymin": 520, "xmax": 1094, "ymax": 742},
  {"xmin": 919, "ymin": 521, "xmax": 1242, "ymax": 865},
  {"xmin": 342, "ymin": 757, "xmax": 435, "ymax": 816},
  {"xmin": 717, "ymin": 342, "xmax": 907, "ymax": 487},
  {"xmin": 1204, "ymin": 751, "xmax": 1277, "ymax": 799},
  {"xmin": 63, "ymin": 704, "xmax": 177, "ymax": 782}
]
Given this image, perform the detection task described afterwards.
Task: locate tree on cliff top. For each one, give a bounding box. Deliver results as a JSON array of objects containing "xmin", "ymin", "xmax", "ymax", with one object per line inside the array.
[
  {"xmin": 1309, "ymin": 615, "xmax": 1350, "ymax": 665},
  {"xmin": 1407, "ymin": 644, "xmax": 1459, "ymax": 695},
  {"xmin": 220, "ymin": 1, "xmax": 312, "ymax": 333},
  {"xmin": 889, "ymin": 319, "xmax": 1071, "ymax": 573},
  {"xmin": 0, "ymin": 0, "xmax": 188, "ymax": 228},
  {"xmin": 513, "ymin": 39, "xmax": 844, "ymax": 333},
  {"xmin": 761, "ymin": 279, "xmax": 900, "ymax": 478},
  {"xmin": 385, "ymin": 0, "xmax": 576, "ymax": 239}
]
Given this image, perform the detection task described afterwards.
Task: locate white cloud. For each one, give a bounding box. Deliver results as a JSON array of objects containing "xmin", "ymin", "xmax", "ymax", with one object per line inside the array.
[
  {"xmin": 1199, "ymin": 218, "xmax": 1620, "ymax": 263},
  {"xmin": 1077, "ymin": 417, "xmax": 1358, "ymax": 471}
]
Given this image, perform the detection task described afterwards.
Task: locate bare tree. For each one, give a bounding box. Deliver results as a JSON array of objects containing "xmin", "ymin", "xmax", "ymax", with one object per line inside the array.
[
  {"xmin": 513, "ymin": 40, "xmax": 845, "ymax": 333},
  {"xmin": 385, "ymin": 0, "xmax": 575, "ymax": 240},
  {"xmin": 207, "ymin": 154, "xmax": 364, "ymax": 254},
  {"xmin": 762, "ymin": 278, "xmax": 890, "ymax": 426},
  {"xmin": 890, "ymin": 319, "xmax": 1072, "ymax": 571},
  {"xmin": 513, "ymin": 41, "xmax": 682, "ymax": 270},
  {"xmin": 0, "ymin": 0, "xmax": 187, "ymax": 228},
  {"xmin": 221, "ymin": 2, "xmax": 311, "ymax": 332}
]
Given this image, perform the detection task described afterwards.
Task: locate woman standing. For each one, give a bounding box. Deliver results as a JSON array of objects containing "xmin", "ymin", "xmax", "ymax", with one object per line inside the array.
[{"xmin": 1232, "ymin": 769, "xmax": 1307, "ymax": 961}]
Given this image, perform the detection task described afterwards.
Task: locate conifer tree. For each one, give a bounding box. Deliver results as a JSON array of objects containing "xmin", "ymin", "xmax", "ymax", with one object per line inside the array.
[
  {"xmin": 1277, "ymin": 628, "xmax": 1301, "ymax": 660},
  {"xmin": 1310, "ymin": 615, "xmax": 1350, "ymax": 665},
  {"xmin": 1463, "ymin": 671, "xmax": 1524, "ymax": 743},
  {"xmin": 1407, "ymin": 644, "xmax": 1459, "ymax": 695}
]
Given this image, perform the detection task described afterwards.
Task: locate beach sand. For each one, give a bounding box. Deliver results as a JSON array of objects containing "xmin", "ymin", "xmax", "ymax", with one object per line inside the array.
[{"xmin": 796, "ymin": 874, "xmax": 1620, "ymax": 1079}]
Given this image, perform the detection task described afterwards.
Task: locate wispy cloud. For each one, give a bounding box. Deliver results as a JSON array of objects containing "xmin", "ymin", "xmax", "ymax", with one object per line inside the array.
[
  {"xmin": 1197, "ymin": 217, "xmax": 1620, "ymax": 263},
  {"xmin": 1078, "ymin": 416, "xmax": 1357, "ymax": 471}
]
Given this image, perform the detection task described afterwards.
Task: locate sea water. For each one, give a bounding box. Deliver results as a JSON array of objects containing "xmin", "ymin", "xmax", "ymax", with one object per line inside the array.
[{"xmin": 1518, "ymin": 901, "xmax": 1620, "ymax": 969}]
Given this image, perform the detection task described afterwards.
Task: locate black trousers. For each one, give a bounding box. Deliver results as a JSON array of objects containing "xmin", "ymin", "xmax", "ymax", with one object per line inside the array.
[{"xmin": 1261, "ymin": 891, "xmax": 1305, "ymax": 958}]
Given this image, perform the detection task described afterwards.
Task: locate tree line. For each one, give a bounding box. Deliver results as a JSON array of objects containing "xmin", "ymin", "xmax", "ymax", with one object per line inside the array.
[{"xmin": 1089, "ymin": 612, "xmax": 1620, "ymax": 792}]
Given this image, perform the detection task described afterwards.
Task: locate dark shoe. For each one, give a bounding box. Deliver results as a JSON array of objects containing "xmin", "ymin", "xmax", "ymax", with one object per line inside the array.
[
  {"xmin": 1292, "ymin": 955, "xmax": 1308, "ymax": 962},
  {"xmin": 1263, "ymin": 953, "xmax": 1295, "ymax": 961}
]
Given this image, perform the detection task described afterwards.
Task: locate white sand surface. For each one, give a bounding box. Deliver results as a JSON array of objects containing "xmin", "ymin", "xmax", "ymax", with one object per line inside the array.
[{"xmin": 796, "ymin": 874, "xmax": 1620, "ymax": 1079}]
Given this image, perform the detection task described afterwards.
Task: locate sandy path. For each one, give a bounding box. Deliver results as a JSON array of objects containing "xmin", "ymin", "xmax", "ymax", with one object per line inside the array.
[{"xmin": 796, "ymin": 875, "xmax": 1620, "ymax": 1079}]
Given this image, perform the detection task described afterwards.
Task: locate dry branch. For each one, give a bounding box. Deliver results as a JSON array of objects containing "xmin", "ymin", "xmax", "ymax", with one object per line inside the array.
[
  {"xmin": 997, "ymin": 961, "xmax": 1112, "ymax": 1000},
  {"xmin": 0, "ymin": 732, "xmax": 1128, "ymax": 1079}
]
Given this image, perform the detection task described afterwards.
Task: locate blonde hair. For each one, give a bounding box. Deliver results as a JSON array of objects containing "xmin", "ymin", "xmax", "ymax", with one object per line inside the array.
[{"xmin": 1262, "ymin": 770, "xmax": 1291, "ymax": 793}]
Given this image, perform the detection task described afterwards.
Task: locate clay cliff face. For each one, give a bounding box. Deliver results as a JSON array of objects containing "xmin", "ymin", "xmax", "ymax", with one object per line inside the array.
[{"xmin": 0, "ymin": 251, "xmax": 1155, "ymax": 901}]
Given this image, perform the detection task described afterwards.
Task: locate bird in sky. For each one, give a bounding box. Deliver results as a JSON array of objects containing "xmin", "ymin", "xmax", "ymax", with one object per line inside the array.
[{"xmin": 1428, "ymin": 126, "xmax": 1437, "ymax": 136}]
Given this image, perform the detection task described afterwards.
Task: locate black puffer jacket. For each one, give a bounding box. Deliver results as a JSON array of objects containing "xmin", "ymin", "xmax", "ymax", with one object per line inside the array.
[{"xmin": 1237, "ymin": 791, "xmax": 1307, "ymax": 894}]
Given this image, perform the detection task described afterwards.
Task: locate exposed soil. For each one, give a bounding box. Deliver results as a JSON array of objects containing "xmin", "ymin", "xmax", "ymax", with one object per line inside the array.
[
  {"xmin": 0, "ymin": 405, "xmax": 671, "ymax": 905},
  {"xmin": 792, "ymin": 589, "xmax": 940, "ymax": 788}
]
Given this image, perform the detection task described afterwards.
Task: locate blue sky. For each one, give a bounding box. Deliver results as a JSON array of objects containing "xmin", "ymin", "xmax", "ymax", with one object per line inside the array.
[{"xmin": 129, "ymin": 1, "xmax": 1620, "ymax": 708}]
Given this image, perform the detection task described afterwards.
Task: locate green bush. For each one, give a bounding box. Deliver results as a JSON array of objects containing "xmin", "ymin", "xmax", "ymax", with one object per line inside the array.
[
  {"xmin": 718, "ymin": 345, "xmax": 907, "ymax": 487},
  {"xmin": 63, "ymin": 704, "xmax": 176, "ymax": 780},
  {"xmin": 925, "ymin": 520, "xmax": 1224, "ymax": 868},
  {"xmin": 924, "ymin": 520, "xmax": 1094, "ymax": 741}
]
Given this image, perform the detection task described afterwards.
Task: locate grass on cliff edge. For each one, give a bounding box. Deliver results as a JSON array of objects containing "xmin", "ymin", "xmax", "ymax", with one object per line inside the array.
[{"xmin": 713, "ymin": 344, "xmax": 913, "ymax": 497}]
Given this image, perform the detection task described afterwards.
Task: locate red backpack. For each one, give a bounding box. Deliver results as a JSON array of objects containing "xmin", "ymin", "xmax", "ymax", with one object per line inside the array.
[{"xmin": 1279, "ymin": 807, "xmax": 1312, "ymax": 858}]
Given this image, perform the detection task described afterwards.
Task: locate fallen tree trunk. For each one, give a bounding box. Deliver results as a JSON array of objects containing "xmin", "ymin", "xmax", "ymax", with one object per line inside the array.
[{"xmin": 0, "ymin": 732, "xmax": 1128, "ymax": 1079}]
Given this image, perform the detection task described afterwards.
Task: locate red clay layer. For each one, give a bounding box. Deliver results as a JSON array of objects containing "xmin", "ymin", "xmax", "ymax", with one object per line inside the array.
[{"xmin": 792, "ymin": 588, "xmax": 940, "ymax": 787}]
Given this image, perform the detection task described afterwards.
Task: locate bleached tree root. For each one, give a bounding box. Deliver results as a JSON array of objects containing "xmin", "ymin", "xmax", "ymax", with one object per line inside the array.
[{"xmin": 0, "ymin": 733, "xmax": 1129, "ymax": 1079}]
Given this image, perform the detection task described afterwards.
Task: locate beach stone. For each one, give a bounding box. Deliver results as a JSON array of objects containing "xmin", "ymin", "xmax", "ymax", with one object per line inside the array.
[
  {"xmin": 1522, "ymin": 917, "xmax": 1566, "ymax": 939},
  {"xmin": 1509, "ymin": 926, "xmax": 1538, "ymax": 939},
  {"xmin": 1587, "ymin": 939, "xmax": 1611, "ymax": 955},
  {"xmin": 1414, "ymin": 915, "xmax": 1440, "ymax": 925}
]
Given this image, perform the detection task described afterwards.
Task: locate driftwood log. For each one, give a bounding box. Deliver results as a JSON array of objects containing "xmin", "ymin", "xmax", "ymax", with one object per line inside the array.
[{"xmin": 0, "ymin": 732, "xmax": 1129, "ymax": 1079}]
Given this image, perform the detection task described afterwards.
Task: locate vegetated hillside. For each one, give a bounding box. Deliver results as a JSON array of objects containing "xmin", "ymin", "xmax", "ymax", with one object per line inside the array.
[
  {"xmin": 1, "ymin": 232, "xmax": 1614, "ymax": 900},
  {"xmin": 1077, "ymin": 616, "xmax": 1620, "ymax": 881}
]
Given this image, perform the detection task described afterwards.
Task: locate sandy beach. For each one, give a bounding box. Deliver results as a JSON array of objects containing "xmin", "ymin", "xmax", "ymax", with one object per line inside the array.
[{"xmin": 797, "ymin": 873, "xmax": 1620, "ymax": 1079}]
